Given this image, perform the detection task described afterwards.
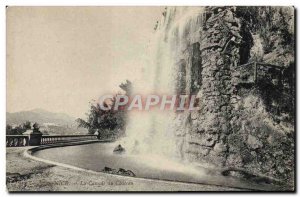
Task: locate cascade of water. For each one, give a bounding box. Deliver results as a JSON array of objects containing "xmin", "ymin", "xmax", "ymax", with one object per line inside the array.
[{"xmin": 121, "ymin": 7, "xmax": 205, "ymax": 161}]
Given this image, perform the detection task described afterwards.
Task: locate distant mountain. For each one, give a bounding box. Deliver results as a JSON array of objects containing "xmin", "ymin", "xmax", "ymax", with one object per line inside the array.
[{"xmin": 6, "ymin": 108, "xmax": 76, "ymax": 126}]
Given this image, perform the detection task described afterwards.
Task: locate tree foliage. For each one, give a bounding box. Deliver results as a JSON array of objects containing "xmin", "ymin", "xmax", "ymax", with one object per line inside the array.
[
  {"xmin": 6, "ymin": 121, "xmax": 32, "ymax": 135},
  {"xmin": 76, "ymin": 80, "xmax": 132, "ymax": 139}
]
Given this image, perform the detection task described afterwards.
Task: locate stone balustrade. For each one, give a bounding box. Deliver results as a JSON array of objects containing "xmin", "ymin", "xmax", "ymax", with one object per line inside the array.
[
  {"xmin": 6, "ymin": 135, "xmax": 29, "ymax": 147},
  {"xmin": 41, "ymin": 134, "xmax": 98, "ymax": 145},
  {"xmin": 6, "ymin": 134, "xmax": 98, "ymax": 147}
]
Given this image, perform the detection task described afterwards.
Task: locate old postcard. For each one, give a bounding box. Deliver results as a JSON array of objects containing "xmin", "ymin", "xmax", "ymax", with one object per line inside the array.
[{"xmin": 6, "ymin": 6, "xmax": 295, "ymax": 192}]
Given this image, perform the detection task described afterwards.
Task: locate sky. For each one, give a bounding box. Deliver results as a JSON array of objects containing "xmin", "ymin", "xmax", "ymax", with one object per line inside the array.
[{"xmin": 7, "ymin": 6, "xmax": 164, "ymax": 118}]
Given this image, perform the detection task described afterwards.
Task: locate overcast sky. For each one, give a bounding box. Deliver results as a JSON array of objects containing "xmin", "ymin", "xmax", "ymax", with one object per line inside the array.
[{"xmin": 7, "ymin": 6, "xmax": 164, "ymax": 118}]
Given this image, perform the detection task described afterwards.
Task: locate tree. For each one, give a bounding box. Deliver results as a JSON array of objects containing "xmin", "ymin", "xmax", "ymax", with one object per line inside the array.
[
  {"xmin": 6, "ymin": 124, "xmax": 13, "ymax": 135},
  {"xmin": 6, "ymin": 121, "xmax": 34, "ymax": 135},
  {"xmin": 76, "ymin": 80, "xmax": 131, "ymax": 139},
  {"xmin": 119, "ymin": 80, "xmax": 132, "ymax": 96},
  {"xmin": 22, "ymin": 121, "xmax": 31, "ymax": 130},
  {"xmin": 76, "ymin": 100, "xmax": 120, "ymax": 138}
]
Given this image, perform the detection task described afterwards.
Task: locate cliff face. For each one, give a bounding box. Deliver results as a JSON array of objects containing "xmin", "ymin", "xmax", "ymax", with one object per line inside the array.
[{"xmin": 155, "ymin": 6, "xmax": 295, "ymax": 182}]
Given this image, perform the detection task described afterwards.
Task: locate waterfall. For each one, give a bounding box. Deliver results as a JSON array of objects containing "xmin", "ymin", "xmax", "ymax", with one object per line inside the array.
[{"xmin": 121, "ymin": 7, "xmax": 205, "ymax": 161}]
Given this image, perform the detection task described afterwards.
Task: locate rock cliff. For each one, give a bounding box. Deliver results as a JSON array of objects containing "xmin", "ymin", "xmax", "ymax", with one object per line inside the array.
[{"xmin": 155, "ymin": 6, "xmax": 295, "ymax": 183}]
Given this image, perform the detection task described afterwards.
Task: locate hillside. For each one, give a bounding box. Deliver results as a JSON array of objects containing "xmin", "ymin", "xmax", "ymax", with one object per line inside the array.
[
  {"xmin": 6, "ymin": 108, "xmax": 87, "ymax": 135},
  {"xmin": 6, "ymin": 108, "xmax": 75, "ymax": 126}
]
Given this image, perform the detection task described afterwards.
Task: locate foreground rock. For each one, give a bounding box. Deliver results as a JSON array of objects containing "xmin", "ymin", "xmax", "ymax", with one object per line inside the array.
[
  {"xmin": 113, "ymin": 144, "xmax": 125, "ymax": 154},
  {"xmin": 101, "ymin": 167, "xmax": 135, "ymax": 177}
]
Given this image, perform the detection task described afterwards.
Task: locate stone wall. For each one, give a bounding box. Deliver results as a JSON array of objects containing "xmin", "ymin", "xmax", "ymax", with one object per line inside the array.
[{"xmin": 180, "ymin": 7, "xmax": 242, "ymax": 167}]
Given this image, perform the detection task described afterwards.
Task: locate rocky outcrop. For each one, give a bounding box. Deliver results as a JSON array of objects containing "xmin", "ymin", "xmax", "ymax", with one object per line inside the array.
[
  {"xmin": 156, "ymin": 6, "xmax": 294, "ymax": 183},
  {"xmin": 113, "ymin": 144, "xmax": 126, "ymax": 154},
  {"xmin": 181, "ymin": 7, "xmax": 243, "ymax": 167}
]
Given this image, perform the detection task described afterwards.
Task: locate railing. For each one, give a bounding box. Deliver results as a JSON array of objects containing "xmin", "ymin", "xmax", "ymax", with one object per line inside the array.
[
  {"xmin": 6, "ymin": 134, "xmax": 98, "ymax": 147},
  {"xmin": 238, "ymin": 61, "xmax": 283, "ymax": 85},
  {"xmin": 6, "ymin": 135, "xmax": 29, "ymax": 147},
  {"xmin": 40, "ymin": 134, "xmax": 98, "ymax": 145}
]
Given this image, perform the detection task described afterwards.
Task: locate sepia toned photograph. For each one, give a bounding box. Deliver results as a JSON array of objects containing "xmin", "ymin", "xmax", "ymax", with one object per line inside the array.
[{"xmin": 6, "ymin": 6, "xmax": 295, "ymax": 192}]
